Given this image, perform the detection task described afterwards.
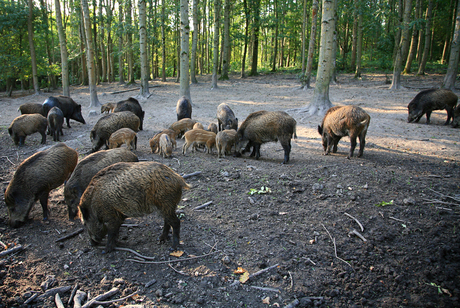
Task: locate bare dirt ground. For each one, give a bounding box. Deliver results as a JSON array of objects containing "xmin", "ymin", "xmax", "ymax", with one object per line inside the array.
[{"xmin": 0, "ymin": 72, "xmax": 459, "ymax": 308}]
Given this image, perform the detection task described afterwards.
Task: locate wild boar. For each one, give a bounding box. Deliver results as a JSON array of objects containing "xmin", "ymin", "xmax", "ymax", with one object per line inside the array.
[
  {"xmin": 90, "ymin": 111, "xmax": 140, "ymax": 153},
  {"xmin": 159, "ymin": 134, "xmax": 173, "ymax": 158},
  {"xmin": 235, "ymin": 111, "xmax": 296, "ymax": 164},
  {"xmin": 217, "ymin": 103, "xmax": 238, "ymax": 131},
  {"xmin": 149, "ymin": 129, "xmax": 177, "ymax": 153},
  {"xmin": 318, "ymin": 105, "xmax": 371, "ymax": 159},
  {"xmin": 78, "ymin": 161, "xmax": 190, "ymax": 253},
  {"xmin": 169, "ymin": 118, "xmax": 197, "ymax": 138},
  {"xmin": 193, "ymin": 122, "xmax": 204, "ymax": 130},
  {"xmin": 5, "ymin": 143, "xmax": 78, "ymax": 227},
  {"xmin": 208, "ymin": 123, "xmax": 218, "ymax": 134},
  {"xmin": 182, "ymin": 129, "xmax": 217, "ymax": 154},
  {"xmin": 407, "ymin": 89, "xmax": 458, "ymax": 125},
  {"xmin": 101, "ymin": 103, "xmax": 116, "ymax": 114},
  {"xmin": 216, "ymin": 129, "xmax": 237, "ymax": 158},
  {"xmin": 108, "ymin": 128, "xmax": 137, "ymax": 150},
  {"xmin": 42, "ymin": 96, "xmax": 86, "ymax": 128},
  {"xmin": 113, "ymin": 97, "xmax": 145, "ymax": 130},
  {"xmin": 451, "ymin": 105, "xmax": 460, "ymax": 128},
  {"xmin": 176, "ymin": 96, "xmax": 192, "ymax": 121},
  {"xmin": 19, "ymin": 103, "xmax": 46, "ymax": 116},
  {"xmin": 47, "ymin": 107, "xmax": 64, "ymax": 142},
  {"xmin": 64, "ymin": 148, "xmax": 138, "ymax": 220},
  {"xmin": 8, "ymin": 114, "xmax": 48, "ymax": 146}
]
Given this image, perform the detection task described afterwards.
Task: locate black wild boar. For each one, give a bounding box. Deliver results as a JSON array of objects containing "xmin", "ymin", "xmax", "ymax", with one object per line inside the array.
[
  {"xmin": 318, "ymin": 105, "xmax": 371, "ymax": 159},
  {"xmin": 64, "ymin": 148, "xmax": 138, "ymax": 220},
  {"xmin": 176, "ymin": 96, "xmax": 192, "ymax": 121},
  {"xmin": 217, "ymin": 103, "xmax": 238, "ymax": 131},
  {"xmin": 90, "ymin": 111, "xmax": 140, "ymax": 153},
  {"xmin": 8, "ymin": 114, "xmax": 48, "ymax": 146},
  {"xmin": 47, "ymin": 107, "xmax": 64, "ymax": 142},
  {"xmin": 5, "ymin": 143, "xmax": 78, "ymax": 227},
  {"xmin": 451, "ymin": 105, "xmax": 460, "ymax": 128},
  {"xmin": 42, "ymin": 96, "xmax": 86, "ymax": 128},
  {"xmin": 407, "ymin": 89, "xmax": 458, "ymax": 125},
  {"xmin": 19, "ymin": 103, "xmax": 46, "ymax": 116},
  {"xmin": 113, "ymin": 97, "xmax": 145, "ymax": 130},
  {"xmin": 235, "ymin": 111, "xmax": 296, "ymax": 164},
  {"xmin": 79, "ymin": 161, "xmax": 190, "ymax": 253}
]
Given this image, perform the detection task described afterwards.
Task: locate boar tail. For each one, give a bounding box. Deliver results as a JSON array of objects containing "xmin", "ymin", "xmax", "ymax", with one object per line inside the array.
[{"xmin": 293, "ymin": 123, "xmax": 297, "ymax": 139}]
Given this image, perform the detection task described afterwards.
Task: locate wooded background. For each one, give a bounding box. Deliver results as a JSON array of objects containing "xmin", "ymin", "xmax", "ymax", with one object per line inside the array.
[{"xmin": 0, "ymin": 0, "xmax": 457, "ymax": 95}]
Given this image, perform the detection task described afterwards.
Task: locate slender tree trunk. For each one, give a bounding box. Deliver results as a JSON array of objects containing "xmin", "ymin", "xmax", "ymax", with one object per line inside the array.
[
  {"xmin": 350, "ymin": 0, "xmax": 358, "ymax": 70},
  {"xmin": 180, "ymin": 0, "xmax": 191, "ymax": 100},
  {"xmin": 354, "ymin": 6, "xmax": 363, "ymax": 78},
  {"xmin": 39, "ymin": 0, "xmax": 57, "ymax": 90},
  {"xmin": 106, "ymin": 0, "xmax": 114, "ymax": 82},
  {"xmin": 80, "ymin": 18, "xmax": 88, "ymax": 85},
  {"xmin": 28, "ymin": 0, "xmax": 41, "ymax": 94},
  {"xmin": 403, "ymin": 0, "xmax": 420, "ymax": 74},
  {"xmin": 443, "ymin": 0, "xmax": 460, "ymax": 90},
  {"xmin": 241, "ymin": 0, "xmax": 249, "ymax": 78},
  {"xmin": 191, "ymin": 0, "xmax": 199, "ymax": 84},
  {"xmin": 271, "ymin": 0, "xmax": 279, "ymax": 72},
  {"xmin": 118, "ymin": 0, "xmax": 125, "ymax": 84},
  {"xmin": 211, "ymin": 0, "xmax": 220, "ymax": 89},
  {"xmin": 303, "ymin": 0, "xmax": 318, "ymax": 89},
  {"xmin": 249, "ymin": 0, "xmax": 261, "ymax": 76},
  {"xmin": 442, "ymin": 0, "xmax": 456, "ymax": 64},
  {"xmin": 139, "ymin": 0, "xmax": 150, "ymax": 97},
  {"xmin": 99, "ymin": 0, "xmax": 107, "ymax": 82},
  {"xmin": 301, "ymin": 0, "xmax": 307, "ymax": 74},
  {"xmin": 417, "ymin": 0, "xmax": 432, "ymax": 75},
  {"xmin": 161, "ymin": 0, "xmax": 166, "ymax": 81},
  {"xmin": 220, "ymin": 0, "xmax": 230, "ymax": 80},
  {"xmin": 126, "ymin": 0, "xmax": 135, "ymax": 84},
  {"xmin": 82, "ymin": 0, "xmax": 100, "ymax": 106},
  {"xmin": 55, "ymin": 0, "xmax": 70, "ymax": 96}
]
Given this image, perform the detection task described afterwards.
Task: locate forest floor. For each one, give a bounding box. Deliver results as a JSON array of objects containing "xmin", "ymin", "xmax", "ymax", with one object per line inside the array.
[{"xmin": 0, "ymin": 72, "xmax": 459, "ymax": 308}]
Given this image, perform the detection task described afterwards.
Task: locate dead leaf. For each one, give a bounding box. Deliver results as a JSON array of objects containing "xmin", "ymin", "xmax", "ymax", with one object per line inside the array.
[
  {"xmin": 309, "ymin": 239, "xmax": 315, "ymax": 245},
  {"xmin": 239, "ymin": 272, "xmax": 250, "ymax": 283},
  {"xmin": 233, "ymin": 267, "xmax": 247, "ymax": 274},
  {"xmin": 442, "ymin": 288, "xmax": 452, "ymax": 297},
  {"xmin": 170, "ymin": 250, "xmax": 184, "ymax": 257},
  {"xmin": 262, "ymin": 296, "xmax": 270, "ymax": 304}
]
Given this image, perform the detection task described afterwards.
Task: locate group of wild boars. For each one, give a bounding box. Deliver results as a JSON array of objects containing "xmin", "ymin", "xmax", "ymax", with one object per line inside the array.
[
  {"xmin": 235, "ymin": 111, "xmax": 296, "ymax": 164},
  {"xmin": 8, "ymin": 114, "xmax": 48, "ymax": 146},
  {"xmin": 318, "ymin": 105, "xmax": 370, "ymax": 159},
  {"xmin": 47, "ymin": 107, "xmax": 64, "ymax": 142},
  {"xmin": 176, "ymin": 96, "xmax": 192, "ymax": 121},
  {"xmin": 169, "ymin": 118, "xmax": 197, "ymax": 138},
  {"xmin": 159, "ymin": 134, "xmax": 173, "ymax": 158},
  {"xmin": 182, "ymin": 129, "xmax": 217, "ymax": 154},
  {"xmin": 90, "ymin": 111, "xmax": 140, "ymax": 153},
  {"xmin": 19, "ymin": 103, "xmax": 46, "ymax": 116},
  {"xmin": 108, "ymin": 128, "xmax": 137, "ymax": 150},
  {"xmin": 216, "ymin": 129, "xmax": 237, "ymax": 158},
  {"xmin": 101, "ymin": 102, "xmax": 116, "ymax": 114},
  {"xmin": 407, "ymin": 89, "xmax": 458, "ymax": 125},
  {"xmin": 217, "ymin": 103, "xmax": 238, "ymax": 131},
  {"xmin": 149, "ymin": 129, "xmax": 177, "ymax": 153},
  {"xmin": 42, "ymin": 96, "xmax": 86, "ymax": 128},
  {"xmin": 64, "ymin": 148, "xmax": 139, "ymax": 220},
  {"xmin": 5, "ymin": 143, "xmax": 78, "ymax": 227},
  {"xmin": 113, "ymin": 97, "xmax": 145, "ymax": 130},
  {"xmin": 78, "ymin": 161, "xmax": 190, "ymax": 253}
]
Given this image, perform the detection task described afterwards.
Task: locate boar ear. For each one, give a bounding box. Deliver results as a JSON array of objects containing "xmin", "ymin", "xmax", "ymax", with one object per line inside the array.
[{"xmin": 318, "ymin": 125, "xmax": 323, "ymax": 135}]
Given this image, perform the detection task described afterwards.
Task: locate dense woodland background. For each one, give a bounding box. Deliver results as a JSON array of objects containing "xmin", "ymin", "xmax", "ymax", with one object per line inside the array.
[{"xmin": 0, "ymin": 0, "xmax": 458, "ymax": 95}]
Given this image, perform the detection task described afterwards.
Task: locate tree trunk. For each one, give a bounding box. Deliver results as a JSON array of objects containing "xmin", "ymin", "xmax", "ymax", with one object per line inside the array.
[
  {"xmin": 39, "ymin": 0, "xmax": 57, "ymax": 90},
  {"xmin": 180, "ymin": 0, "xmax": 191, "ymax": 100},
  {"xmin": 301, "ymin": 0, "xmax": 307, "ymax": 74},
  {"xmin": 443, "ymin": 0, "xmax": 460, "ymax": 90},
  {"xmin": 220, "ymin": 0, "xmax": 230, "ymax": 80},
  {"xmin": 303, "ymin": 0, "xmax": 318, "ymax": 89},
  {"xmin": 55, "ymin": 0, "xmax": 70, "ymax": 96},
  {"xmin": 126, "ymin": 0, "xmax": 135, "ymax": 84},
  {"xmin": 118, "ymin": 0, "xmax": 125, "ymax": 84},
  {"xmin": 249, "ymin": 0, "xmax": 261, "ymax": 76},
  {"xmin": 80, "ymin": 19, "xmax": 88, "ymax": 85},
  {"xmin": 241, "ymin": 0, "xmax": 249, "ymax": 78},
  {"xmin": 403, "ymin": 0, "xmax": 420, "ymax": 74},
  {"xmin": 81, "ymin": 0, "xmax": 100, "ymax": 107},
  {"xmin": 271, "ymin": 0, "xmax": 279, "ymax": 72},
  {"xmin": 211, "ymin": 0, "xmax": 220, "ymax": 89},
  {"xmin": 28, "ymin": 0, "xmax": 41, "ymax": 94},
  {"xmin": 441, "ymin": 0, "xmax": 456, "ymax": 64},
  {"xmin": 350, "ymin": 0, "xmax": 358, "ymax": 70},
  {"xmin": 99, "ymin": 0, "xmax": 107, "ymax": 82},
  {"xmin": 417, "ymin": 0, "xmax": 432, "ymax": 75},
  {"xmin": 190, "ymin": 0, "xmax": 199, "ymax": 84},
  {"xmin": 161, "ymin": 0, "xmax": 167, "ymax": 82},
  {"xmin": 139, "ymin": 0, "xmax": 150, "ymax": 97},
  {"xmin": 354, "ymin": 6, "xmax": 363, "ymax": 78}
]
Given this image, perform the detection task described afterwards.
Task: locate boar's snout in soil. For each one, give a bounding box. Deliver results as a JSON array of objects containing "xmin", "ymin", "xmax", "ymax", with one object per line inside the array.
[
  {"xmin": 42, "ymin": 96, "xmax": 86, "ymax": 128},
  {"xmin": 159, "ymin": 134, "xmax": 173, "ymax": 158},
  {"xmin": 108, "ymin": 127, "xmax": 138, "ymax": 151},
  {"xmin": 65, "ymin": 148, "xmax": 138, "ymax": 220},
  {"xmin": 5, "ymin": 143, "xmax": 78, "ymax": 227},
  {"xmin": 149, "ymin": 129, "xmax": 177, "ymax": 153},
  {"xmin": 78, "ymin": 161, "xmax": 190, "ymax": 253},
  {"xmin": 318, "ymin": 105, "xmax": 371, "ymax": 159},
  {"xmin": 182, "ymin": 129, "xmax": 217, "ymax": 154},
  {"xmin": 19, "ymin": 103, "xmax": 46, "ymax": 117},
  {"xmin": 8, "ymin": 114, "xmax": 48, "ymax": 146},
  {"xmin": 407, "ymin": 89, "xmax": 458, "ymax": 125},
  {"xmin": 217, "ymin": 103, "xmax": 238, "ymax": 131},
  {"xmin": 176, "ymin": 96, "xmax": 192, "ymax": 121},
  {"xmin": 235, "ymin": 111, "xmax": 296, "ymax": 164},
  {"xmin": 47, "ymin": 107, "xmax": 64, "ymax": 142},
  {"xmin": 113, "ymin": 97, "xmax": 145, "ymax": 130},
  {"xmin": 451, "ymin": 105, "xmax": 460, "ymax": 128}
]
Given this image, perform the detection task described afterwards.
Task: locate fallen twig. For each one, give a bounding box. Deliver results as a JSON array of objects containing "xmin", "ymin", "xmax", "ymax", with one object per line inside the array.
[
  {"xmin": 182, "ymin": 171, "xmax": 202, "ymax": 179},
  {"xmin": 145, "ymin": 279, "xmax": 157, "ymax": 288},
  {"xmin": 289, "ymin": 271, "xmax": 294, "ymax": 289},
  {"xmin": 0, "ymin": 245, "xmax": 24, "ymax": 257},
  {"xmin": 113, "ymin": 247, "xmax": 156, "ymax": 260},
  {"xmin": 127, "ymin": 249, "xmax": 221, "ymax": 264},
  {"xmin": 120, "ymin": 224, "xmax": 139, "ymax": 228},
  {"xmin": 284, "ymin": 298, "xmax": 300, "ymax": 308},
  {"xmin": 422, "ymin": 198, "xmax": 459, "ymax": 206},
  {"xmin": 435, "ymin": 206, "xmax": 453, "ymax": 211},
  {"xmin": 55, "ymin": 293, "xmax": 65, "ymax": 308},
  {"xmin": 194, "ymin": 201, "xmax": 213, "ymax": 210},
  {"xmin": 389, "ymin": 216, "xmax": 407, "ymax": 223},
  {"xmin": 0, "ymin": 241, "xmax": 8, "ymax": 250},
  {"xmin": 250, "ymin": 286, "xmax": 280, "ymax": 293},
  {"xmin": 81, "ymin": 287, "xmax": 119, "ymax": 308},
  {"xmin": 85, "ymin": 290, "xmax": 139, "ymax": 306},
  {"xmin": 168, "ymin": 263, "xmax": 189, "ymax": 276},
  {"xmin": 172, "ymin": 157, "xmax": 180, "ymax": 167},
  {"xmin": 321, "ymin": 224, "xmax": 353, "ymax": 269},
  {"xmin": 110, "ymin": 85, "xmax": 160, "ymax": 94},
  {"xmin": 348, "ymin": 229, "xmax": 367, "ymax": 242},
  {"xmin": 24, "ymin": 293, "xmax": 39, "ymax": 305},
  {"xmin": 68, "ymin": 283, "xmax": 78, "ymax": 306},
  {"xmin": 1, "ymin": 156, "xmax": 15, "ymax": 165},
  {"xmin": 428, "ymin": 188, "xmax": 460, "ymax": 202},
  {"xmin": 37, "ymin": 286, "xmax": 71, "ymax": 300},
  {"xmin": 248, "ymin": 263, "xmax": 279, "ymax": 281},
  {"xmin": 344, "ymin": 212, "xmax": 364, "ymax": 232},
  {"xmin": 302, "ymin": 257, "xmax": 316, "ymax": 266},
  {"xmin": 55, "ymin": 228, "xmax": 84, "ymax": 242},
  {"xmin": 73, "ymin": 290, "xmax": 86, "ymax": 308}
]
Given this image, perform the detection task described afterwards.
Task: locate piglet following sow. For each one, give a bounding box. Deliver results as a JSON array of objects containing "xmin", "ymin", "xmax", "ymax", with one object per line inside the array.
[
  {"xmin": 407, "ymin": 89, "xmax": 458, "ymax": 125},
  {"xmin": 79, "ymin": 161, "xmax": 190, "ymax": 253},
  {"xmin": 47, "ymin": 106, "xmax": 64, "ymax": 142},
  {"xmin": 318, "ymin": 105, "xmax": 370, "ymax": 159},
  {"xmin": 108, "ymin": 127, "xmax": 137, "ymax": 150},
  {"xmin": 5, "ymin": 143, "xmax": 78, "ymax": 227},
  {"xmin": 42, "ymin": 96, "xmax": 86, "ymax": 128}
]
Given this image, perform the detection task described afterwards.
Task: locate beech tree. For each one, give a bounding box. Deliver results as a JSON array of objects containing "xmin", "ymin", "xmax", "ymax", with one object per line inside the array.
[
  {"xmin": 302, "ymin": 0, "xmax": 319, "ymax": 89},
  {"xmin": 417, "ymin": 0, "xmax": 433, "ymax": 76},
  {"xmin": 55, "ymin": 0, "xmax": 70, "ymax": 96},
  {"xmin": 179, "ymin": 0, "xmax": 191, "ymax": 101},
  {"xmin": 211, "ymin": 0, "xmax": 220, "ymax": 89},
  {"xmin": 190, "ymin": 0, "xmax": 199, "ymax": 84},
  {"xmin": 139, "ymin": 0, "xmax": 150, "ymax": 97},
  {"xmin": 27, "ymin": 0, "xmax": 40, "ymax": 94},
  {"xmin": 442, "ymin": 0, "xmax": 460, "ymax": 90}
]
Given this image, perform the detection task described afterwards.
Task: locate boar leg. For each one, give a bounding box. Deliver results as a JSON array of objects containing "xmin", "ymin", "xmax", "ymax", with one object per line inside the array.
[
  {"xmin": 66, "ymin": 117, "xmax": 71, "ymax": 128},
  {"xmin": 425, "ymin": 111, "xmax": 432, "ymax": 124},
  {"xmin": 19, "ymin": 136, "xmax": 26, "ymax": 146},
  {"xmin": 445, "ymin": 107, "xmax": 454, "ymax": 125},
  {"xmin": 252, "ymin": 143, "xmax": 261, "ymax": 159},
  {"xmin": 281, "ymin": 142, "xmax": 291, "ymax": 164},
  {"xmin": 38, "ymin": 191, "xmax": 51, "ymax": 220},
  {"xmin": 358, "ymin": 133, "xmax": 366, "ymax": 157},
  {"xmin": 161, "ymin": 216, "xmax": 181, "ymax": 251},
  {"xmin": 348, "ymin": 136, "xmax": 358, "ymax": 159},
  {"xmin": 105, "ymin": 222, "xmax": 122, "ymax": 253},
  {"xmin": 40, "ymin": 132, "xmax": 46, "ymax": 144}
]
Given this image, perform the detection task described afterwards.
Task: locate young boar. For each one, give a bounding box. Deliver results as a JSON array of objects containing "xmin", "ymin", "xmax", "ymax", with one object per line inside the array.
[
  {"xmin": 64, "ymin": 148, "xmax": 138, "ymax": 220},
  {"xmin": 19, "ymin": 103, "xmax": 46, "ymax": 116},
  {"xmin": 217, "ymin": 103, "xmax": 238, "ymax": 131},
  {"xmin": 108, "ymin": 128, "xmax": 137, "ymax": 150},
  {"xmin": 193, "ymin": 122, "xmax": 204, "ymax": 130},
  {"xmin": 113, "ymin": 97, "xmax": 145, "ymax": 130},
  {"xmin": 318, "ymin": 105, "xmax": 370, "ymax": 159},
  {"xmin": 235, "ymin": 111, "xmax": 297, "ymax": 164},
  {"xmin": 42, "ymin": 96, "xmax": 86, "ymax": 128},
  {"xmin": 149, "ymin": 129, "xmax": 177, "ymax": 153},
  {"xmin": 208, "ymin": 123, "xmax": 218, "ymax": 134},
  {"xmin": 169, "ymin": 118, "xmax": 197, "ymax": 138},
  {"xmin": 176, "ymin": 96, "xmax": 192, "ymax": 121},
  {"xmin": 407, "ymin": 89, "xmax": 458, "ymax": 125},
  {"xmin": 78, "ymin": 161, "xmax": 190, "ymax": 253},
  {"xmin": 216, "ymin": 129, "xmax": 237, "ymax": 158},
  {"xmin": 90, "ymin": 111, "xmax": 140, "ymax": 153},
  {"xmin": 182, "ymin": 129, "xmax": 217, "ymax": 154},
  {"xmin": 101, "ymin": 103, "xmax": 116, "ymax": 114},
  {"xmin": 5, "ymin": 143, "xmax": 78, "ymax": 227},
  {"xmin": 451, "ymin": 105, "xmax": 460, "ymax": 128},
  {"xmin": 47, "ymin": 107, "xmax": 64, "ymax": 142},
  {"xmin": 8, "ymin": 114, "xmax": 48, "ymax": 146},
  {"xmin": 159, "ymin": 134, "xmax": 173, "ymax": 158}
]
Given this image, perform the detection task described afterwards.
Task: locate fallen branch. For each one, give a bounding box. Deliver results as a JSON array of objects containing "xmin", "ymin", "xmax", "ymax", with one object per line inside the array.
[
  {"xmin": 173, "ymin": 157, "xmax": 180, "ymax": 167},
  {"xmin": 284, "ymin": 298, "xmax": 300, "ymax": 308},
  {"xmin": 37, "ymin": 286, "xmax": 71, "ymax": 300},
  {"xmin": 168, "ymin": 263, "xmax": 189, "ymax": 276},
  {"xmin": 24, "ymin": 293, "xmax": 39, "ymax": 305},
  {"xmin": 120, "ymin": 224, "xmax": 139, "ymax": 228},
  {"xmin": 321, "ymin": 224, "xmax": 353, "ymax": 270},
  {"xmin": 73, "ymin": 290, "xmax": 86, "ymax": 308},
  {"xmin": 0, "ymin": 245, "xmax": 24, "ymax": 257},
  {"xmin": 81, "ymin": 287, "xmax": 119, "ymax": 308},
  {"xmin": 1, "ymin": 156, "xmax": 15, "ymax": 165},
  {"xmin": 428, "ymin": 188, "xmax": 460, "ymax": 203},
  {"xmin": 302, "ymin": 257, "xmax": 316, "ymax": 266},
  {"xmin": 0, "ymin": 241, "xmax": 7, "ymax": 250},
  {"xmin": 194, "ymin": 201, "xmax": 213, "ymax": 210},
  {"xmin": 250, "ymin": 286, "xmax": 280, "ymax": 293},
  {"xmin": 110, "ymin": 85, "xmax": 160, "ymax": 95},
  {"xmin": 85, "ymin": 290, "xmax": 138, "ymax": 306},
  {"xmin": 55, "ymin": 228, "xmax": 84, "ymax": 242},
  {"xmin": 182, "ymin": 171, "xmax": 202, "ymax": 179},
  {"xmin": 422, "ymin": 198, "xmax": 459, "ymax": 206},
  {"xmin": 145, "ymin": 279, "xmax": 157, "ymax": 288},
  {"xmin": 113, "ymin": 247, "xmax": 157, "ymax": 260},
  {"xmin": 344, "ymin": 212, "xmax": 364, "ymax": 232},
  {"xmin": 289, "ymin": 271, "xmax": 294, "ymax": 289},
  {"xmin": 55, "ymin": 293, "xmax": 65, "ymax": 308},
  {"xmin": 389, "ymin": 216, "xmax": 407, "ymax": 223},
  {"xmin": 348, "ymin": 229, "xmax": 367, "ymax": 242},
  {"xmin": 248, "ymin": 263, "xmax": 279, "ymax": 281},
  {"xmin": 435, "ymin": 206, "xmax": 453, "ymax": 211},
  {"xmin": 127, "ymin": 249, "xmax": 221, "ymax": 264},
  {"xmin": 68, "ymin": 284, "xmax": 78, "ymax": 306}
]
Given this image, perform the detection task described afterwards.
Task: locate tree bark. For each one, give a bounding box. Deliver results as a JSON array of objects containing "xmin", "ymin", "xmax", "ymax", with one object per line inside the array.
[
  {"xmin": 271, "ymin": 0, "xmax": 279, "ymax": 72},
  {"xmin": 350, "ymin": 0, "xmax": 358, "ymax": 70},
  {"xmin": 417, "ymin": 0, "xmax": 432, "ymax": 75},
  {"xmin": 220, "ymin": 0, "xmax": 230, "ymax": 80},
  {"xmin": 249, "ymin": 0, "xmax": 261, "ymax": 76},
  {"xmin": 443, "ymin": 0, "xmax": 460, "ymax": 90},
  {"xmin": 39, "ymin": 0, "xmax": 57, "ymax": 90},
  {"xmin": 354, "ymin": 5, "xmax": 363, "ymax": 78},
  {"xmin": 303, "ymin": 0, "xmax": 319, "ymax": 89},
  {"xmin": 118, "ymin": 0, "xmax": 125, "ymax": 84},
  {"xmin": 28, "ymin": 0, "xmax": 41, "ymax": 94},
  {"xmin": 190, "ymin": 0, "xmax": 199, "ymax": 84},
  {"xmin": 403, "ymin": 0, "xmax": 421, "ymax": 74},
  {"xmin": 211, "ymin": 0, "xmax": 220, "ymax": 89},
  {"xmin": 55, "ymin": 0, "xmax": 70, "ymax": 96},
  {"xmin": 139, "ymin": 0, "xmax": 150, "ymax": 97},
  {"xmin": 301, "ymin": 0, "xmax": 307, "ymax": 74},
  {"xmin": 241, "ymin": 0, "xmax": 249, "ymax": 78},
  {"xmin": 161, "ymin": 0, "xmax": 167, "ymax": 82},
  {"xmin": 179, "ymin": 0, "xmax": 191, "ymax": 100},
  {"xmin": 99, "ymin": 0, "xmax": 107, "ymax": 82},
  {"xmin": 126, "ymin": 0, "xmax": 135, "ymax": 84}
]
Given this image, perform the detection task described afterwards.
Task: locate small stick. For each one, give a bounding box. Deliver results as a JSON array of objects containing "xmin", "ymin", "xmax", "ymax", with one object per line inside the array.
[
  {"xmin": 250, "ymin": 286, "xmax": 280, "ymax": 293},
  {"xmin": 321, "ymin": 224, "xmax": 353, "ymax": 269},
  {"xmin": 288, "ymin": 271, "xmax": 294, "ymax": 289},
  {"xmin": 173, "ymin": 157, "xmax": 180, "ymax": 167},
  {"xmin": 248, "ymin": 263, "xmax": 279, "ymax": 280},
  {"xmin": 302, "ymin": 257, "xmax": 316, "ymax": 266},
  {"xmin": 422, "ymin": 198, "xmax": 459, "ymax": 206},
  {"xmin": 145, "ymin": 279, "xmax": 157, "ymax": 288},
  {"xmin": 0, "ymin": 241, "xmax": 8, "ymax": 250},
  {"xmin": 168, "ymin": 263, "xmax": 189, "ymax": 276},
  {"xmin": 114, "ymin": 247, "xmax": 157, "ymax": 260},
  {"xmin": 428, "ymin": 188, "xmax": 460, "ymax": 202},
  {"xmin": 284, "ymin": 298, "xmax": 300, "ymax": 308},
  {"xmin": 68, "ymin": 283, "xmax": 78, "ymax": 306},
  {"xmin": 182, "ymin": 171, "xmax": 202, "ymax": 179},
  {"xmin": 1, "ymin": 156, "xmax": 15, "ymax": 165},
  {"xmin": 37, "ymin": 286, "xmax": 71, "ymax": 300},
  {"xmin": 88, "ymin": 291, "xmax": 139, "ymax": 306},
  {"xmin": 73, "ymin": 290, "xmax": 86, "ymax": 308},
  {"xmin": 435, "ymin": 206, "xmax": 453, "ymax": 211},
  {"xmin": 348, "ymin": 229, "xmax": 367, "ymax": 242},
  {"xmin": 55, "ymin": 293, "xmax": 65, "ymax": 308},
  {"xmin": 194, "ymin": 201, "xmax": 213, "ymax": 210},
  {"xmin": 120, "ymin": 224, "xmax": 139, "ymax": 228},
  {"xmin": 0, "ymin": 245, "xmax": 24, "ymax": 257},
  {"xmin": 344, "ymin": 212, "xmax": 364, "ymax": 232},
  {"xmin": 81, "ymin": 287, "xmax": 119, "ymax": 308},
  {"xmin": 24, "ymin": 293, "xmax": 39, "ymax": 305},
  {"xmin": 389, "ymin": 216, "xmax": 407, "ymax": 223},
  {"xmin": 127, "ymin": 249, "xmax": 220, "ymax": 264},
  {"xmin": 55, "ymin": 228, "xmax": 84, "ymax": 243}
]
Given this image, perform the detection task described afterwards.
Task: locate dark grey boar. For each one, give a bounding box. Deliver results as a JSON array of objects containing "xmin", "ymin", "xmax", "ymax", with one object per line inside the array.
[
  {"xmin": 217, "ymin": 103, "xmax": 238, "ymax": 131},
  {"xmin": 78, "ymin": 161, "xmax": 190, "ymax": 253},
  {"xmin": 8, "ymin": 114, "xmax": 48, "ymax": 146},
  {"xmin": 19, "ymin": 103, "xmax": 46, "ymax": 116},
  {"xmin": 318, "ymin": 105, "xmax": 370, "ymax": 159},
  {"xmin": 42, "ymin": 96, "xmax": 86, "ymax": 128},
  {"xmin": 407, "ymin": 89, "xmax": 458, "ymax": 125},
  {"xmin": 235, "ymin": 111, "xmax": 296, "ymax": 164},
  {"xmin": 451, "ymin": 105, "xmax": 460, "ymax": 128},
  {"xmin": 113, "ymin": 97, "xmax": 145, "ymax": 130},
  {"xmin": 176, "ymin": 96, "xmax": 192, "ymax": 121},
  {"xmin": 5, "ymin": 143, "xmax": 78, "ymax": 227},
  {"xmin": 90, "ymin": 111, "xmax": 140, "ymax": 153},
  {"xmin": 64, "ymin": 148, "xmax": 138, "ymax": 220},
  {"xmin": 47, "ymin": 107, "xmax": 64, "ymax": 142},
  {"xmin": 208, "ymin": 123, "xmax": 218, "ymax": 134}
]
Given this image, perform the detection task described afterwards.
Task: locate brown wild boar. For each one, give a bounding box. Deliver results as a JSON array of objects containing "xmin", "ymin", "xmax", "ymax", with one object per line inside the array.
[
  {"xmin": 193, "ymin": 122, "xmax": 204, "ymax": 130},
  {"xmin": 407, "ymin": 89, "xmax": 457, "ymax": 125},
  {"xmin": 8, "ymin": 114, "xmax": 48, "ymax": 146},
  {"xmin": 149, "ymin": 129, "xmax": 177, "ymax": 153},
  {"xmin": 19, "ymin": 103, "xmax": 46, "ymax": 116},
  {"xmin": 159, "ymin": 134, "xmax": 173, "ymax": 158},
  {"xmin": 101, "ymin": 103, "xmax": 116, "ymax": 114},
  {"xmin": 169, "ymin": 118, "xmax": 197, "ymax": 138},
  {"xmin": 216, "ymin": 129, "xmax": 237, "ymax": 158},
  {"xmin": 182, "ymin": 129, "xmax": 217, "ymax": 154},
  {"xmin": 47, "ymin": 106, "xmax": 64, "ymax": 142},
  {"xmin": 78, "ymin": 161, "xmax": 190, "ymax": 253},
  {"xmin": 108, "ymin": 128, "xmax": 137, "ymax": 150},
  {"xmin": 318, "ymin": 105, "xmax": 370, "ymax": 159},
  {"xmin": 5, "ymin": 143, "xmax": 78, "ymax": 227},
  {"xmin": 217, "ymin": 103, "xmax": 238, "ymax": 131},
  {"xmin": 64, "ymin": 148, "xmax": 138, "ymax": 220},
  {"xmin": 113, "ymin": 97, "xmax": 145, "ymax": 130},
  {"xmin": 452, "ymin": 105, "xmax": 460, "ymax": 128},
  {"xmin": 208, "ymin": 123, "xmax": 218, "ymax": 134},
  {"xmin": 235, "ymin": 111, "xmax": 297, "ymax": 164}
]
